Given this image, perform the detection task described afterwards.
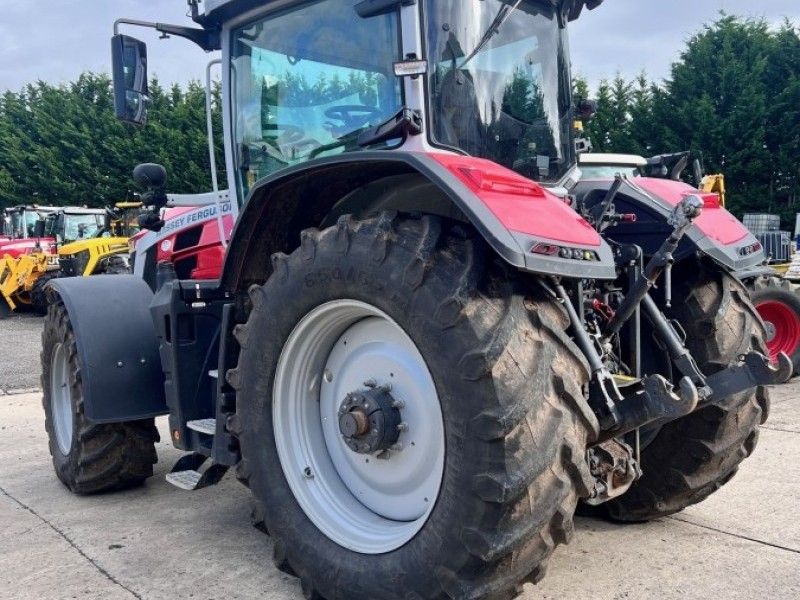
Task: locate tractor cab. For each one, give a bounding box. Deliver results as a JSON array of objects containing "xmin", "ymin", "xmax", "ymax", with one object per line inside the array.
[
  {"xmin": 40, "ymin": 208, "xmax": 131, "ymax": 277},
  {"xmin": 105, "ymin": 201, "xmax": 143, "ymax": 238},
  {"xmin": 113, "ymin": 0, "xmax": 597, "ymax": 209},
  {"xmin": 0, "ymin": 205, "xmax": 59, "ymax": 260},
  {"xmin": 44, "ymin": 208, "xmax": 106, "ymax": 244},
  {"xmin": 0, "ymin": 210, "xmax": 9, "ymax": 240},
  {"xmin": 3, "ymin": 205, "xmax": 58, "ymax": 240}
]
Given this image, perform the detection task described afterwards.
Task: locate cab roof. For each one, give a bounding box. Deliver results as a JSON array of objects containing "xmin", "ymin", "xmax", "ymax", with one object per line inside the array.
[
  {"xmin": 579, "ymin": 153, "xmax": 648, "ymax": 167},
  {"xmin": 5, "ymin": 205, "xmax": 59, "ymax": 213},
  {"xmin": 54, "ymin": 207, "xmax": 107, "ymax": 216},
  {"xmin": 193, "ymin": 0, "xmax": 603, "ymax": 27}
]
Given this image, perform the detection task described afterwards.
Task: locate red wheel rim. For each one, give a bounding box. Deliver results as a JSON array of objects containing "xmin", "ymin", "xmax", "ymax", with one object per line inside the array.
[{"xmin": 756, "ymin": 300, "xmax": 800, "ymax": 362}]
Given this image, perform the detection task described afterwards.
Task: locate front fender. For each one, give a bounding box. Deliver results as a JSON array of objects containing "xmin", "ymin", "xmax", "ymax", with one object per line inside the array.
[
  {"xmin": 220, "ymin": 151, "xmax": 616, "ymax": 291},
  {"xmin": 47, "ymin": 275, "xmax": 167, "ymax": 423}
]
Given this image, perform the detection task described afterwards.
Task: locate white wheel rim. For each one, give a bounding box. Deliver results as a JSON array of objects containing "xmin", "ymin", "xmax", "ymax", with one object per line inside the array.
[
  {"xmin": 50, "ymin": 343, "xmax": 74, "ymax": 455},
  {"xmin": 273, "ymin": 300, "xmax": 445, "ymax": 554}
]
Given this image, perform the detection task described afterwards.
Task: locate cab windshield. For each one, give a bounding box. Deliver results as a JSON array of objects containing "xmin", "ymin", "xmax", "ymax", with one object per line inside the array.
[
  {"xmin": 231, "ymin": 0, "xmax": 403, "ymax": 202},
  {"xmin": 425, "ymin": 0, "xmax": 574, "ymax": 182},
  {"xmin": 47, "ymin": 213, "xmax": 103, "ymax": 243},
  {"xmin": 10, "ymin": 210, "xmax": 40, "ymax": 238}
]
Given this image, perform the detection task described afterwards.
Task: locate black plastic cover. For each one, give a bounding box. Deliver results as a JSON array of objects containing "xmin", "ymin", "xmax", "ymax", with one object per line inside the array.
[{"xmin": 47, "ymin": 275, "xmax": 168, "ymax": 423}]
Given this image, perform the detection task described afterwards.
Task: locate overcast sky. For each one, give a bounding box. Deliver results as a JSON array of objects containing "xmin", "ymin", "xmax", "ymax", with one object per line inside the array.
[{"xmin": 0, "ymin": 0, "xmax": 797, "ymax": 93}]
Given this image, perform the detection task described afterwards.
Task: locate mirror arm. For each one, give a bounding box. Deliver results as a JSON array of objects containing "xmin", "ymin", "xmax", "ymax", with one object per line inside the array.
[{"xmin": 113, "ymin": 18, "xmax": 220, "ymax": 51}]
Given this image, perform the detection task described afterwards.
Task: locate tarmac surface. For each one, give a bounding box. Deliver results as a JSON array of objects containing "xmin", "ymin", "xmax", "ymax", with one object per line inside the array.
[
  {"xmin": 0, "ymin": 313, "xmax": 43, "ymax": 393},
  {"xmin": 0, "ymin": 315, "xmax": 798, "ymax": 599}
]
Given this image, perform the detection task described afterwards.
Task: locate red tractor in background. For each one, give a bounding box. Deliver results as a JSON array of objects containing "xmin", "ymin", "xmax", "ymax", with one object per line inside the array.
[
  {"xmin": 0, "ymin": 205, "xmax": 58, "ymax": 258},
  {"xmin": 40, "ymin": 2, "xmax": 790, "ymax": 599}
]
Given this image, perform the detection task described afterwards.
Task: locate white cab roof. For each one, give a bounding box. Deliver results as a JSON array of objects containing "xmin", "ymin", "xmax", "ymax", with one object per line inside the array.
[{"xmin": 579, "ymin": 153, "xmax": 647, "ymax": 167}]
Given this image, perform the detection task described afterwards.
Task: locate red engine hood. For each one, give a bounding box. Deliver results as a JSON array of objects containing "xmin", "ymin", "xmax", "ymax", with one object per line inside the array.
[{"xmin": 633, "ymin": 178, "xmax": 749, "ymax": 246}]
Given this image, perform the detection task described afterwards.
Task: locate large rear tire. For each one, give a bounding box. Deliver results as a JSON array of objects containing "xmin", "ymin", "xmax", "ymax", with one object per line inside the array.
[
  {"xmin": 41, "ymin": 300, "xmax": 160, "ymax": 494},
  {"xmin": 606, "ymin": 267, "xmax": 769, "ymax": 521},
  {"xmin": 749, "ymin": 276, "xmax": 800, "ymax": 376},
  {"xmin": 230, "ymin": 214, "xmax": 598, "ymax": 599}
]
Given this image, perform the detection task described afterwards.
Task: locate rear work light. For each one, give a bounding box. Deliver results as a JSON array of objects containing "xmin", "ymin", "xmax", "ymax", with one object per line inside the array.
[{"xmin": 532, "ymin": 242, "xmax": 599, "ymax": 262}]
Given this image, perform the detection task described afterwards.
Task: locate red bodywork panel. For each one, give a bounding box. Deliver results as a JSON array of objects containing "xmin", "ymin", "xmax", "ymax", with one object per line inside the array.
[
  {"xmin": 633, "ymin": 178, "xmax": 749, "ymax": 246},
  {"xmin": 0, "ymin": 237, "xmax": 57, "ymax": 258},
  {"xmin": 155, "ymin": 208, "xmax": 233, "ymax": 280},
  {"xmin": 431, "ymin": 154, "xmax": 602, "ymax": 247}
]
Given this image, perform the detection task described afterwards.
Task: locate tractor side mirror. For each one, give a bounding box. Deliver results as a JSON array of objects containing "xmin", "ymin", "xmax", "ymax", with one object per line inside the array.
[
  {"xmin": 33, "ymin": 219, "xmax": 46, "ymax": 239},
  {"xmin": 111, "ymin": 34, "xmax": 149, "ymax": 125}
]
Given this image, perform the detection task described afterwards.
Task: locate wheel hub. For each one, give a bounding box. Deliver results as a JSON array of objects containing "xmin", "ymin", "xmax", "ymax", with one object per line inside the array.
[
  {"xmin": 337, "ymin": 388, "xmax": 402, "ymax": 454},
  {"xmin": 272, "ymin": 300, "xmax": 445, "ymax": 554},
  {"xmin": 757, "ymin": 299, "xmax": 800, "ymax": 360},
  {"xmin": 764, "ymin": 320, "xmax": 777, "ymax": 343}
]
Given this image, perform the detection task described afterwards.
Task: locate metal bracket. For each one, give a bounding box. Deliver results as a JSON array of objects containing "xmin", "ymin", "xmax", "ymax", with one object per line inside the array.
[
  {"xmin": 703, "ymin": 351, "xmax": 792, "ymax": 406},
  {"xmin": 597, "ymin": 374, "xmax": 699, "ymax": 443},
  {"xmin": 586, "ymin": 438, "xmax": 643, "ymax": 506}
]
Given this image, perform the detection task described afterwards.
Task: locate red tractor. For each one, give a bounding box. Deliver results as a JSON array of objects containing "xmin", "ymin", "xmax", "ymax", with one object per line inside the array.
[
  {"xmin": 0, "ymin": 205, "xmax": 58, "ymax": 258},
  {"xmin": 129, "ymin": 194, "xmax": 234, "ymax": 287},
  {"xmin": 41, "ymin": 2, "xmax": 789, "ymax": 599}
]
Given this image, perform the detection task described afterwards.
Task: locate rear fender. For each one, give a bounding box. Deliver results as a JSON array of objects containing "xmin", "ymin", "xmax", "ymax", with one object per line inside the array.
[
  {"xmin": 572, "ymin": 177, "xmax": 765, "ymax": 271},
  {"xmin": 47, "ymin": 276, "xmax": 167, "ymax": 423},
  {"xmin": 220, "ymin": 151, "xmax": 616, "ymax": 291}
]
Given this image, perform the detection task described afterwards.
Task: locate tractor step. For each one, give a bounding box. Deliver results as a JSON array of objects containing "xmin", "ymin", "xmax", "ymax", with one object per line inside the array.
[
  {"xmin": 186, "ymin": 418, "xmax": 216, "ymax": 435},
  {"xmin": 165, "ymin": 452, "xmax": 229, "ymax": 491},
  {"xmin": 166, "ymin": 469, "xmax": 203, "ymax": 490}
]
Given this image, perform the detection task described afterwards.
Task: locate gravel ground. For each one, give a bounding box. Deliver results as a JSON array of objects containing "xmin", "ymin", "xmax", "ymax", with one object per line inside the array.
[{"xmin": 0, "ymin": 313, "xmax": 43, "ymax": 393}]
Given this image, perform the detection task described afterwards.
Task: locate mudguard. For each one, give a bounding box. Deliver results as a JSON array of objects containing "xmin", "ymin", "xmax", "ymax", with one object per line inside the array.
[
  {"xmin": 47, "ymin": 275, "xmax": 167, "ymax": 423},
  {"xmin": 572, "ymin": 177, "xmax": 765, "ymax": 271},
  {"xmin": 221, "ymin": 151, "xmax": 616, "ymax": 291}
]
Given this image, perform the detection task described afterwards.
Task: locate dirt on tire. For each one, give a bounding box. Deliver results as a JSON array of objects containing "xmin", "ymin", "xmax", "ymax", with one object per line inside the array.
[
  {"xmin": 605, "ymin": 267, "xmax": 769, "ymax": 521},
  {"xmin": 230, "ymin": 213, "xmax": 599, "ymax": 600}
]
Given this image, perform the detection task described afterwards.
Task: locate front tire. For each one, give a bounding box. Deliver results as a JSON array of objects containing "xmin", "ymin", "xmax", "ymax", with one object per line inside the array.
[
  {"xmin": 41, "ymin": 300, "xmax": 159, "ymax": 494},
  {"xmin": 231, "ymin": 214, "xmax": 598, "ymax": 599}
]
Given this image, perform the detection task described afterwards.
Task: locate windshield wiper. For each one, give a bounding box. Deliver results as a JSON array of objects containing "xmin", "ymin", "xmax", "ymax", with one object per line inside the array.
[{"xmin": 459, "ymin": 0, "xmax": 523, "ymax": 69}]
